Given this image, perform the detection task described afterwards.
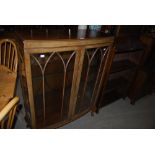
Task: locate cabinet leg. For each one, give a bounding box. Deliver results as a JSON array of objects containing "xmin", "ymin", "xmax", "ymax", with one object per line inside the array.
[
  {"xmin": 91, "ymin": 112, "xmax": 94, "ymax": 117},
  {"xmin": 24, "ymin": 116, "xmax": 31, "ymax": 128},
  {"xmin": 130, "ymin": 101, "xmax": 135, "ymax": 105}
]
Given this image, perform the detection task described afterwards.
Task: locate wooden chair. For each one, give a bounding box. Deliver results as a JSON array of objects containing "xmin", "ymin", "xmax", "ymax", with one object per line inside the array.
[
  {"xmin": 0, "ymin": 39, "xmax": 18, "ymax": 72},
  {"xmin": 0, "ymin": 39, "xmax": 19, "ymax": 128},
  {"xmin": 0, "ymin": 96, "xmax": 19, "ymax": 128}
]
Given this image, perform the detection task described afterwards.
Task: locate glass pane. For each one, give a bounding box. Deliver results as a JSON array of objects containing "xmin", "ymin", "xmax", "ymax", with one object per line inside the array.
[
  {"xmin": 75, "ymin": 47, "xmax": 108, "ymax": 115},
  {"xmin": 31, "ymin": 51, "xmax": 75, "ymax": 128}
]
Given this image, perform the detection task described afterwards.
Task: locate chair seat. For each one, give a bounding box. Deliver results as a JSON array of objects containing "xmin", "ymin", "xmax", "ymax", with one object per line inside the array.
[{"xmin": 0, "ymin": 65, "xmax": 17, "ymax": 112}]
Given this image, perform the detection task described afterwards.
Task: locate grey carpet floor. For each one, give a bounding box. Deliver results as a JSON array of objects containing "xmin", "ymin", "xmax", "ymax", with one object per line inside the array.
[
  {"xmin": 15, "ymin": 78, "xmax": 155, "ymax": 129},
  {"xmin": 61, "ymin": 95, "xmax": 155, "ymax": 129}
]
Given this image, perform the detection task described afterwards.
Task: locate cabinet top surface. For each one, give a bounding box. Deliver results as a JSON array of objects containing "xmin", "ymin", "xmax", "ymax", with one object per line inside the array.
[
  {"xmin": 15, "ymin": 30, "xmax": 114, "ymax": 49},
  {"xmin": 14, "ymin": 29, "xmax": 113, "ymax": 40}
]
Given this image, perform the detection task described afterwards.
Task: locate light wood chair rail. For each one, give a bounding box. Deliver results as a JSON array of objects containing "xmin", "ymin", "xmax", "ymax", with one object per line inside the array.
[
  {"xmin": 0, "ymin": 39, "xmax": 18, "ymax": 73},
  {"xmin": 0, "ymin": 96, "xmax": 19, "ymax": 129}
]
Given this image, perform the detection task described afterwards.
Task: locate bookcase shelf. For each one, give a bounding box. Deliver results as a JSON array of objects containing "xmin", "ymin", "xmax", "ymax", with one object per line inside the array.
[
  {"xmin": 110, "ymin": 59, "xmax": 137, "ymax": 74},
  {"xmin": 98, "ymin": 26, "xmax": 145, "ymax": 108},
  {"xmin": 115, "ymin": 48, "xmax": 143, "ymax": 54}
]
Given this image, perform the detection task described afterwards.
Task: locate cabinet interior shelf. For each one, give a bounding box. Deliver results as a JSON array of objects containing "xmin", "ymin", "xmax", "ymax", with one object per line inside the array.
[
  {"xmin": 106, "ymin": 76, "xmax": 130, "ymax": 92},
  {"xmin": 100, "ymin": 76, "xmax": 130, "ymax": 107},
  {"xmin": 110, "ymin": 59, "xmax": 136, "ymax": 74},
  {"xmin": 115, "ymin": 47, "xmax": 143, "ymax": 54},
  {"xmin": 100, "ymin": 90, "xmax": 122, "ymax": 108}
]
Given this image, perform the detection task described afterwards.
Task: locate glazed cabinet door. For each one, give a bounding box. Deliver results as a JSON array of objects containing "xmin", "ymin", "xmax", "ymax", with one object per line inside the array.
[
  {"xmin": 25, "ymin": 48, "xmax": 78, "ymax": 128},
  {"xmin": 74, "ymin": 45, "xmax": 111, "ymax": 115}
]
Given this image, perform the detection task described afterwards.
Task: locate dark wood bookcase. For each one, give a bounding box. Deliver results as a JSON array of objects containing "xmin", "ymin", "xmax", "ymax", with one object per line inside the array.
[
  {"xmin": 98, "ymin": 26, "xmax": 145, "ymax": 108},
  {"xmin": 128, "ymin": 34, "xmax": 155, "ymax": 103}
]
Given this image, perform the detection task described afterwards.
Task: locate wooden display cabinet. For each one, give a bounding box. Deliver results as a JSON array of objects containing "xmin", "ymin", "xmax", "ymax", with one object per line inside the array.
[{"xmin": 17, "ymin": 34, "xmax": 114, "ymax": 128}]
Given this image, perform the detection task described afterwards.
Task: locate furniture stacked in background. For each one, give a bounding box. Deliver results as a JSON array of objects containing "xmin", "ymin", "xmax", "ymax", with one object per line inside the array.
[
  {"xmin": 98, "ymin": 26, "xmax": 146, "ymax": 108},
  {"xmin": 0, "ymin": 39, "xmax": 19, "ymax": 129},
  {"xmin": 128, "ymin": 34, "xmax": 155, "ymax": 103}
]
